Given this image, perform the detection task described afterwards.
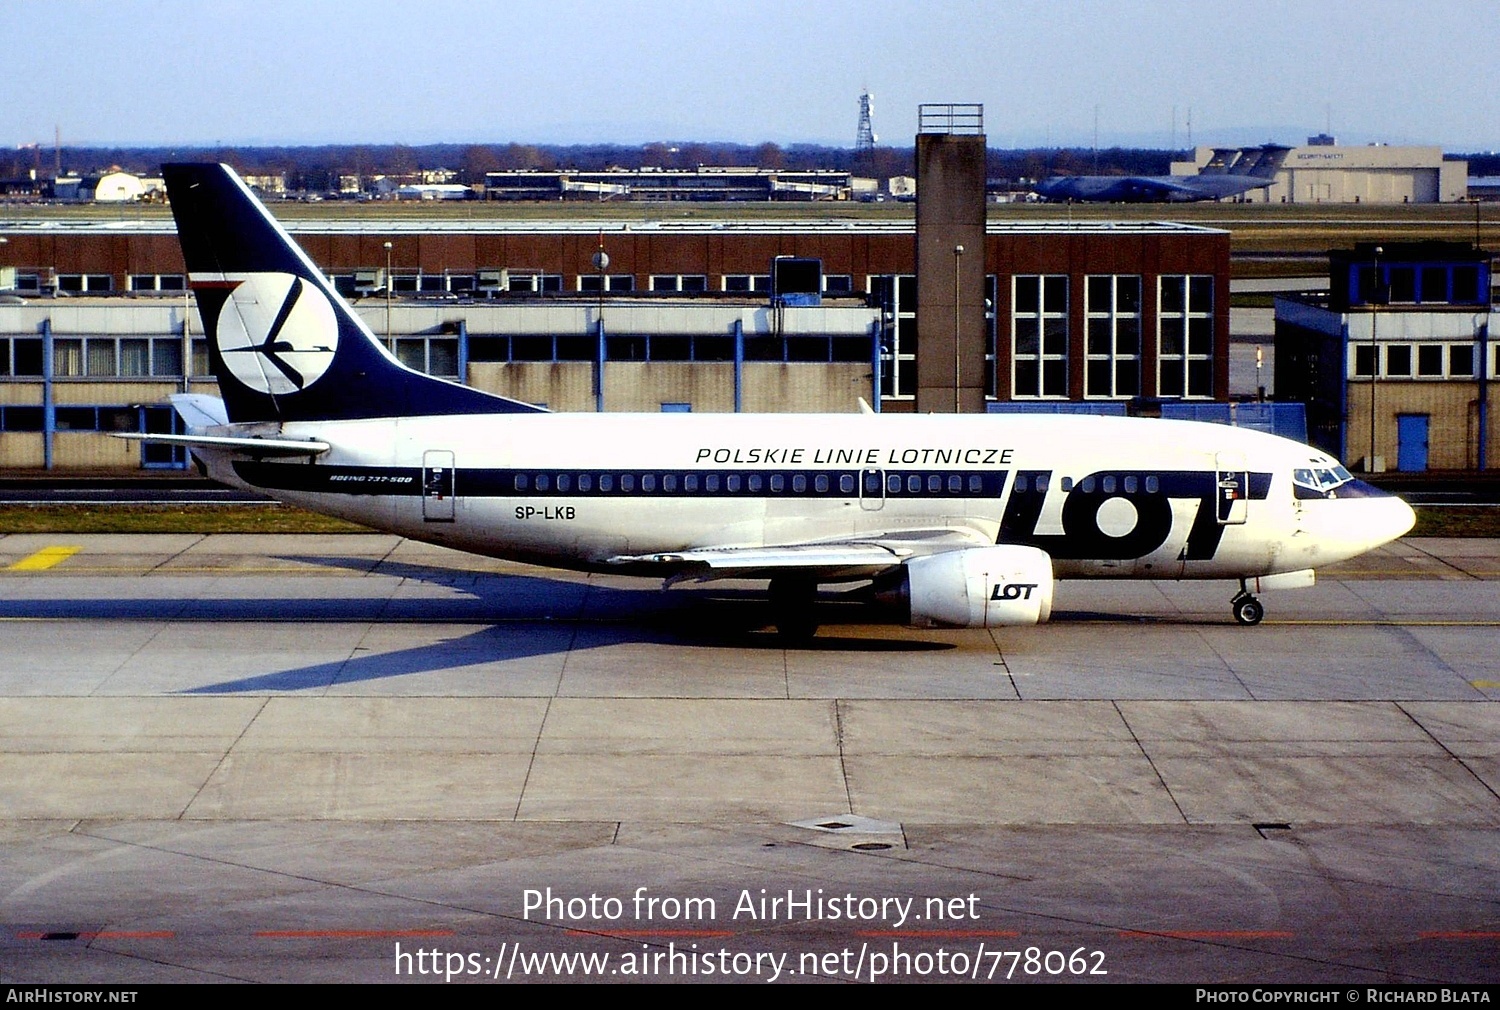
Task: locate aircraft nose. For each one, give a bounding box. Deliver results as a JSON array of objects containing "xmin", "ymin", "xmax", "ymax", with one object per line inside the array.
[
  {"xmin": 1297, "ymin": 487, "xmax": 1416, "ymax": 564},
  {"xmin": 1359, "ymin": 492, "xmax": 1417, "ymax": 550},
  {"xmin": 1334, "ymin": 480, "xmax": 1416, "ymax": 548},
  {"xmin": 1387, "ymin": 495, "xmax": 1417, "ymax": 542}
]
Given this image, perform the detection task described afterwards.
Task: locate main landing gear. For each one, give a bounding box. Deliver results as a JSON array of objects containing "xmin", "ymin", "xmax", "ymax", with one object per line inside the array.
[
  {"xmin": 769, "ymin": 576, "xmax": 819, "ymax": 642},
  {"xmin": 1231, "ymin": 579, "xmax": 1264, "ymax": 626}
]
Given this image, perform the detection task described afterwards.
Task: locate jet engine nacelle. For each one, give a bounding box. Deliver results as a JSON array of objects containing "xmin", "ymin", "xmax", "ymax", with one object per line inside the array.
[{"xmin": 902, "ymin": 545, "xmax": 1055, "ymax": 628}]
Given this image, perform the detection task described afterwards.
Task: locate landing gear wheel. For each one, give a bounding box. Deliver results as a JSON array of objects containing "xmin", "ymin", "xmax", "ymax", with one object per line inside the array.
[
  {"xmin": 769, "ymin": 576, "xmax": 819, "ymax": 642},
  {"xmin": 1232, "ymin": 594, "xmax": 1264, "ymax": 626}
]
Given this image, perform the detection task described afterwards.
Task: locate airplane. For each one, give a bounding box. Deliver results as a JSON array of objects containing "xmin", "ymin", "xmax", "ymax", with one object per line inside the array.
[
  {"xmin": 1032, "ymin": 145, "xmax": 1289, "ymax": 203},
  {"xmin": 120, "ymin": 162, "xmax": 1415, "ymax": 639}
]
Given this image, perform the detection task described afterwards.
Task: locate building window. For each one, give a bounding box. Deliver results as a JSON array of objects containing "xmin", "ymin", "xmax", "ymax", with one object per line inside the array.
[
  {"xmin": 1388, "ymin": 267, "xmax": 1416, "ymax": 303},
  {"xmin": 649, "ymin": 274, "xmax": 707, "ymax": 292},
  {"xmin": 36, "ymin": 336, "xmax": 186, "ymax": 378},
  {"xmin": 0, "ymin": 337, "xmax": 45, "ymax": 377},
  {"xmin": 984, "ymin": 275, "xmax": 998, "ymax": 398},
  {"xmin": 1085, "ymin": 275, "xmax": 1140, "ymax": 398},
  {"xmin": 871, "ymin": 274, "xmax": 915, "ymax": 399},
  {"xmin": 394, "ymin": 336, "xmax": 460, "ymax": 376},
  {"xmin": 1012, "ymin": 275, "xmax": 1068, "ymax": 398},
  {"xmin": 722, "ymin": 274, "xmax": 769, "ymax": 294},
  {"xmin": 1453, "ymin": 266, "xmax": 1481, "ymax": 303},
  {"xmin": 1158, "ymin": 275, "xmax": 1213, "ymax": 398},
  {"xmin": 1420, "ymin": 267, "xmax": 1448, "ymax": 303},
  {"xmin": 121, "ymin": 339, "xmax": 151, "ymax": 376},
  {"xmin": 0, "ymin": 406, "xmax": 45, "ymax": 431},
  {"xmin": 56, "ymin": 274, "xmax": 113, "ymax": 293},
  {"xmin": 1350, "ymin": 340, "xmax": 1483, "ymax": 381},
  {"xmin": 487, "ymin": 272, "xmax": 562, "ymax": 294},
  {"xmin": 53, "ymin": 339, "xmax": 83, "ymax": 376},
  {"xmin": 127, "ymin": 274, "xmax": 186, "ymax": 293},
  {"xmin": 578, "ymin": 274, "xmax": 635, "ymax": 293}
]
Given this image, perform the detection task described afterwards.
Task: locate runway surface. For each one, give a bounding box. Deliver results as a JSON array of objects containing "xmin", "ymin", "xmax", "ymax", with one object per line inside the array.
[{"xmin": 1, "ymin": 533, "xmax": 1497, "ymax": 984}]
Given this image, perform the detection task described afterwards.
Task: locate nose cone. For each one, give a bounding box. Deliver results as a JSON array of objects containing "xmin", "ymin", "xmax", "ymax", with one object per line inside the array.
[
  {"xmin": 1296, "ymin": 486, "xmax": 1416, "ymax": 566},
  {"xmin": 1346, "ymin": 479, "xmax": 1418, "ymax": 546},
  {"xmin": 1385, "ymin": 494, "xmax": 1418, "ymax": 544}
]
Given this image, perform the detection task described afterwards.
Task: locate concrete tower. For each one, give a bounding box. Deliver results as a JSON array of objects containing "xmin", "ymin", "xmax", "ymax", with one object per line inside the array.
[{"xmin": 914, "ymin": 104, "xmax": 986, "ymax": 413}]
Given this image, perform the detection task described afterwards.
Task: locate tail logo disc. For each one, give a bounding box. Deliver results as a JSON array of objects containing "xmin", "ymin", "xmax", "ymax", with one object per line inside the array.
[{"xmin": 216, "ymin": 273, "xmax": 338, "ymax": 395}]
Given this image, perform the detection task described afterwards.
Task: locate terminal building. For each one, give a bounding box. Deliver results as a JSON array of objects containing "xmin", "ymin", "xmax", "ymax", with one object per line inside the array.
[
  {"xmin": 0, "ymin": 214, "xmax": 1230, "ymax": 472},
  {"xmin": 1173, "ymin": 141, "xmax": 1467, "ymax": 204},
  {"xmin": 2, "ymin": 108, "xmax": 1237, "ymax": 473},
  {"xmin": 1275, "ymin": 242, "xmax": 1495, "ymax": 471},
  {"xmin": 483, "ymin": 167, "xmax": 863, "ymax": 202}
]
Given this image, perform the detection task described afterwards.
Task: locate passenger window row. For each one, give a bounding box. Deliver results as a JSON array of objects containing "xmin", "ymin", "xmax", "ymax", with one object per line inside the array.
[
  {"xmin": 1019, "ymin": 474, "xmax": 1162, "ymax": 495},
  {"xmin": 506, "ymin": 470, "xmax": 1000, "ymax": 497}
]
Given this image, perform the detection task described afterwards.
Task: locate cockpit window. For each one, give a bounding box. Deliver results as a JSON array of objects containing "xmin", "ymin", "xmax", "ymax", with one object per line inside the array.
[{"xmin": 1292, "ymin": 464, "xmax": 1355, "ymax": 499}]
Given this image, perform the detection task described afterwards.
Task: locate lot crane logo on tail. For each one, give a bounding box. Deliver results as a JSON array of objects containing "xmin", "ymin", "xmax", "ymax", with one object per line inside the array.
[{"xmin": 214, "ymin": 273, "xmax": 338, "ymax": 395}]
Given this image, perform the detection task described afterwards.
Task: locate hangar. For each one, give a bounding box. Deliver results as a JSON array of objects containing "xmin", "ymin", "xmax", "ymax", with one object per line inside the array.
[{"xmin": 1172, "ymin": 141, "xmax": 1467, "ymax": 204}]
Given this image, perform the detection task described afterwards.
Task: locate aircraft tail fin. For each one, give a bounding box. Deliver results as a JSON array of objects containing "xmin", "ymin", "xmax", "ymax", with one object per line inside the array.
[
  {"xmin": 1232, "ymin": 144, "xmax": 1292, "ymax": 179},
  {"xmin": 1198, "ymin": 148, "xmax": 1243, "ymax": 175},
  {"xmin": 1247, "ymin": 145, "xmax": 1292, "ymax": 179},
  {"xmin": 161, "ymin": 163, "xmax": 543, "ymax": 425}
]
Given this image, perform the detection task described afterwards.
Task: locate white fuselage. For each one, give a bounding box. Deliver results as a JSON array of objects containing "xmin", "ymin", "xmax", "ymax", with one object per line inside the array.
[{"xmin": 194, "ymin": 412, "xmax": 1415, "ymax": 583}]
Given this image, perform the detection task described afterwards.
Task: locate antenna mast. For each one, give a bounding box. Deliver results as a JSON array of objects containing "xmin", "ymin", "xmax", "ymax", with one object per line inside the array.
[{"xmin": 856, "ymin": 91, "xmax": 877, "ymax": 154}]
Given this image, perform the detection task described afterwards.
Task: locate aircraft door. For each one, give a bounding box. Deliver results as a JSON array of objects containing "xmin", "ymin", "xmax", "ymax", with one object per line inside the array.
[
  {"xmin": 859, "ymin": 468, "xmax": 885, "ymax": 511},
  {"xmin": 422, "ymin": 450, "xmax": 456, "ymax": 523},
  {"xmin": 1214, "ymin": 453, "xmax": 1248, "ymax": 525}
]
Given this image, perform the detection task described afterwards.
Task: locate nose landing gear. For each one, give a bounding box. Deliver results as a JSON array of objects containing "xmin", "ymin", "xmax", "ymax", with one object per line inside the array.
[{"xmin": 1231, "ymin": 580, "xmax": 1264, "ymax": 626}]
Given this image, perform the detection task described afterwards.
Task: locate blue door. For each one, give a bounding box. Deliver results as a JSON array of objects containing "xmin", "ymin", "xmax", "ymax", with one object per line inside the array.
[{"xmin": 1396, "ymin": 414, "xmax": 1429, "ymax": 472}]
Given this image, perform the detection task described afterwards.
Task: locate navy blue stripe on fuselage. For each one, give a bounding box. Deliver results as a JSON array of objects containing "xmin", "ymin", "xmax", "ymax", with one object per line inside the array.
[
  {"xmin": 232, "ymin": 461, "xmax": 1013, "ymax": 499},
  {"xmin": 997, "ymin": 468, "xmax": 1273, "ymax": 560}
]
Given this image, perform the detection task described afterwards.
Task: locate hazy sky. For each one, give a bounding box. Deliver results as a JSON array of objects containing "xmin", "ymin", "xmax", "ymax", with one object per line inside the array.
[{"xmin": 7, "ymin": 0, "xmax": 1496, "ymax": 151}]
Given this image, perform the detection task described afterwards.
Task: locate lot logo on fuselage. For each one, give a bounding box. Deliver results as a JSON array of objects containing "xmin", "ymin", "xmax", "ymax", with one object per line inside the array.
[{"xmin": 215, "ymin": 273, "xmax": 338, "ymax": 395}]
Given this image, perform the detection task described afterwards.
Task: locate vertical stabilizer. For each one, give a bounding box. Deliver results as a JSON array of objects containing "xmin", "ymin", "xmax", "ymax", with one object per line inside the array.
[{"xmin": 162, "ymin": 163, "xmax": 542, "ymax": 424}]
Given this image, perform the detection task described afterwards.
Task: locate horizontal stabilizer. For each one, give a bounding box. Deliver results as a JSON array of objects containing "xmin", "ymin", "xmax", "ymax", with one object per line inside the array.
[{"xmin": 112, "ymin": 432, "xmax": 330, "ymax": 457}]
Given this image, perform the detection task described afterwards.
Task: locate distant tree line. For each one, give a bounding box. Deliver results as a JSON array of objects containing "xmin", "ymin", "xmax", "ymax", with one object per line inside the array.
[{"xmin": 2, "ymin": 142, "xmax": 1494, "ymax": 190}]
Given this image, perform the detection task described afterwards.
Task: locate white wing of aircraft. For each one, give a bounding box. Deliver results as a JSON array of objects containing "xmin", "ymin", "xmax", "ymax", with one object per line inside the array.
[{"xmin": 119, "ymin": 164, "xmax": 1415, "ymax": 639}]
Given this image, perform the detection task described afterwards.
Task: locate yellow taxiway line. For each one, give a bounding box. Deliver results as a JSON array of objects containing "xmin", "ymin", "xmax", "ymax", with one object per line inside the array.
[{"xmin": 5, "ymin": 546, "xmax": 82, "ymax": 571}]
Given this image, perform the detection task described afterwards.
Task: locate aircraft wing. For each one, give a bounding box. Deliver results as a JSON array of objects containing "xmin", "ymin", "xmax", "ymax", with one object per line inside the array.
[
  {"xmin": 610, "ymin": 526, "xmax": 997, "ymax": 586},
  {"xmin": 1134, "ymin": 177, "xmax": 1202, "ymax": 197}
]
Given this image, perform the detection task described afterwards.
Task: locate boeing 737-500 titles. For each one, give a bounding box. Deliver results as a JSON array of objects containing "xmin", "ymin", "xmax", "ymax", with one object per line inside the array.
[{"xmin": 122, "ymin": 163, "xmax": 1415, "ymax": 638}]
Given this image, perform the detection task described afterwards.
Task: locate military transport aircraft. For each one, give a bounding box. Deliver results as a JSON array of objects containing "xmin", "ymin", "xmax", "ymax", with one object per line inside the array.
[
  {"xmin": 122, "ymin": 163, "xmax": 1414, "ymax": 638},
  {"xmin": 1033, "ymin": 145, "xmax": 1290, "ymax": 203}
]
